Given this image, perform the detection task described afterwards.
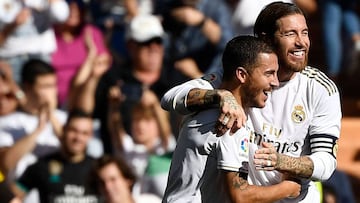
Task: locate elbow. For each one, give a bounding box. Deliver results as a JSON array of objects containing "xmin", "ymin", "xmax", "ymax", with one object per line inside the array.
[
  {"xmin": 160, "ymin": 96, "xmax": 170, "ymax": 111},
  {"xmin": 309, "ymin": 152, "xmax": 337, "ymax": 181}
]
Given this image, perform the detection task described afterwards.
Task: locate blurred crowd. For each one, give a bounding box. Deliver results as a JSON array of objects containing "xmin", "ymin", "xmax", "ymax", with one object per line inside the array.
[{"xmin": 0, "ymin": 0, "xmax": 358, "ymax": 203}]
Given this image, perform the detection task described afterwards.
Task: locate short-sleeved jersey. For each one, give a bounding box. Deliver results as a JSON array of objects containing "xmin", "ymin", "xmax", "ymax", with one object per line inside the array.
[
  {"xmin": 199, "ymin": 121, "xmax": 254, "ymax": 203},
  {"xmin": 17, "ymin": 152, "xmax": 102, "ymax": 203},
  {"xmin": 162, "ymin": 107, "xmax": 220, "ymax": 203},
  {"xmin": 216, "ymin": 126, "xmax": 251, "ymax": 173},
  {"xmin": 162, "ymin": 73, "xmax": 255, "ymax": 203}
]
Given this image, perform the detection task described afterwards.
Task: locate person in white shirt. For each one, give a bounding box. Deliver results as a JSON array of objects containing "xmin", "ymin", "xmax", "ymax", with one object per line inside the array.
[
  {"xmin": 0, "ymin": 0, "xmax": 69, "ymax": 83},
  {"xmin": 161, "ymin": 2, "xmax": 341, "ymax": 203},
  {"xmin": 162, "ymin": 35, "xmax": 302, "ymax": 203}
]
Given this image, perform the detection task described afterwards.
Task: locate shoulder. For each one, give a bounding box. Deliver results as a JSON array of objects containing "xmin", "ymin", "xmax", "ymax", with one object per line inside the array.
[
  {"xmin": 200, "ymin": 71, "xmax": 223, "ymax": 88},
  {"xmin": 0, "ymin": 111, "xmax": 32, "ymax": 130},
  {"xmin": 300, "ymin": 66, "xmax": 338, "ymax": 96}
]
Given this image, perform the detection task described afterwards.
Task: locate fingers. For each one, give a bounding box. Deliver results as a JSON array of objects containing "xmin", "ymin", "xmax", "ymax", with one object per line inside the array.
[
  {"xmin": 214, "ymin": 120, "xmax": 229, "ymax": 136},
  {"xmin": 254, "ymin": 143, "xmax": 278, "ymax": 170},
  {"xmin": 254, "ymin": 159, "xmax": 275, "ymax": 171}
]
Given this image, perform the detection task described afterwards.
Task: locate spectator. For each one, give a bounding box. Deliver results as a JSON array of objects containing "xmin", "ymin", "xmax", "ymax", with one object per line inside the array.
[
  {"xmin": 13, "ymin": 109, "xmax": 102, "ymax": 203},
  {"xmin": 0, "ymin": 59, "xmax": 67, "ymax": 202},
  {"xmin": 51, "ymin": 0, "xmax": 109, "ymax": 108},
  {"xmin": 94, "ymin": 14, "xmax": 170, "ymax": 153},
  {"xmin": 0, "ymin": 0, "xmax": 69, "ymax": 83},
  {"xmin": 154, "ymin": 0, "xmax": 234, "ymax": 83},
  {"xmin": 107, "ymin": 88, "xmax": 175, "ymax": 198},
  {"xmin": 94, "ymin": 154, "xmax": 162, "ymax": 203},
  {"xmin": 60, "ymin": 12, "xmax": 112, "ymax": 113},
  {"xmin": 319, "ymin": 0, "xmax": 360, "ymax": 81},
  {"xmin": 0, "ymin": 148, "xmax": 21, "ymax": 203},
  {"xmin": 0, "ymin": 60, "xmax": 25, "ymax": 116},
  {"xmin": 0, "ymin": 58, "xmax": 106, "ymax": 202}
]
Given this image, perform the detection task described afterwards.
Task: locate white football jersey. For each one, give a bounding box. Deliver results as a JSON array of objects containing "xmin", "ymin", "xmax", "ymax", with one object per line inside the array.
[{"xmin": 247, "ymin": 67, "xmax": 341, "ymax": 203}]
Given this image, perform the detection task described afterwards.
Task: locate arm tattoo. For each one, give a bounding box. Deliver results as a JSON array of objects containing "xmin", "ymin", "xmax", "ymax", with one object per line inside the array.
[
  {"xmin": 187, "ymin": 89, "xmax": 220, "ymax": 111},
  {"xmin": 231, "ymin": 172, "xmax": 249, "ymax": 190},
  {"xmin": 204, "ymin": 90, "xmax": 220, "ymax": 106},
  {"xmin": 276, "ymin": 153, "xmax": 314, "ymax": 178}
]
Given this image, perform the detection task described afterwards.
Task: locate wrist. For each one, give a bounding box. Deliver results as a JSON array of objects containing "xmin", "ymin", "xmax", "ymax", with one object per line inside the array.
[
  {"xmin": 195, "ymin": 17, "xmax": 207, "ymax": 28},
  {"xmin": 204, "ymin": 90, "xmax": 220, "ymax": 107}
]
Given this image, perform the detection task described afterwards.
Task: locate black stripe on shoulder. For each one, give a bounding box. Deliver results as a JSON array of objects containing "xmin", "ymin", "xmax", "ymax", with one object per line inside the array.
[{"xmin": 301, "ymin": 67, "xmax": 338, "ymax": 96}]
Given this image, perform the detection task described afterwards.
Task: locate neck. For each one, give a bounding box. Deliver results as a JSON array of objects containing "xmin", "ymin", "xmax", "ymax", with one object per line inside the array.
[
  {"xmin": 21, "ymin": 101, "xmax": 39, "ymax": 115},
  {"xmin": 61, "ymin": 150, "xmax": 85, "ymax": 163},
  {"xmin": 278, "ymin": 67, "xmax": 296, "ymax": 82}
]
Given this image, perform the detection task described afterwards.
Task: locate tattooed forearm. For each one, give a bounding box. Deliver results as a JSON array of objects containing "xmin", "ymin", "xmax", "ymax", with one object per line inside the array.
[
  {"xmin": 187, "ymin": 89, "xmax": 220, "ymax": 111},
  {"xmin": 204, "ymin": 90, "xmax": 220, "ymax": 106},
  {"xmin": 231, "ymin": 173, "xmax": 249, "ymax": 190},
  {"xmin": 276, "ymin": 154, "xmax": 314, "ymax": 178}
]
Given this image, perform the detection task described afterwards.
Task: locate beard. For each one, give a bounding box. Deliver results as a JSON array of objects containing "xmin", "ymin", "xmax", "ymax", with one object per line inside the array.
[{"xmin": 277, "ymin": 49, "xmax": 309, "ymax": 81}]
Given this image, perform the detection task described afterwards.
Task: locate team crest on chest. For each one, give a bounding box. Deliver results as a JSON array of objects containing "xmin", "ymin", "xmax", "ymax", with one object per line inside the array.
[
  {"xmin": 49, "ymin": 160, "xmax": 63, "ymax": 183},
  {"xmin": 291, "ymin": 105, "xmax": 306, "ymax": 123}
]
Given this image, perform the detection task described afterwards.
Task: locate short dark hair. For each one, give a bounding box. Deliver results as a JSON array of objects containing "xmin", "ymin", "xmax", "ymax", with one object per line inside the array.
[
  {"xmin": 94, "ymin": 154, "xmax": 137, "ymax": 189},
  {"xmin": 254, "ymin": 2, "xmax": 304, "ymax": 38},
  {"xmin": 65, "ymin": 108, "xmax": 93, "ymax": 127},
  {"xmin": 21, "ymin": 59, "xmax": 55, "ymax": 85},
  {"xmin": 222, "ymin": 35, "xmax": 275, "ymax": 81}
]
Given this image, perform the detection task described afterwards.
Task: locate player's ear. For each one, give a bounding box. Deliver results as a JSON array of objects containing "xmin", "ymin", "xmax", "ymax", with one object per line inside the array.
[{"xmin": 236, "ymin": 67, "xmax": 248, "ymax": 83}]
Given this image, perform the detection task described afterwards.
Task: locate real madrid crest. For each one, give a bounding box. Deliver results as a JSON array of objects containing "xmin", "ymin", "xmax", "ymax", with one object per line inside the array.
[
  {"xmin": 333, "ymin": 140, "xmax": 338, "ymax": 158},
  {"xmin": 291, "ymin": 105, "xmax": 305, "ymax": 123}
]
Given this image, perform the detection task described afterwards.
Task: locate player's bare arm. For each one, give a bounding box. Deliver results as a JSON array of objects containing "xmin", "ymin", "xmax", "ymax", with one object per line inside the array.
[
  {"xmin": 224, "ymin": 171, "xmax": 300, "ymax": 203},
  {"xmin": 187, "ymin": 88, "xmax": 246, "ymax": 134},
  {"xmin": 254, "ymin": 142, "xmax": 314, "ymax": 178}
]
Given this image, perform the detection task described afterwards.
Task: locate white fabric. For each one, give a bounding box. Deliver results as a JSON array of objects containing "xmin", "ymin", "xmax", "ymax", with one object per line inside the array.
[
  {"xmin": 49, "ymin": 0, "xmax": 70, "ymax": 22},
  {"xmin": 0, "ymin": 27, "xmax": 57, "ymax": 57},
  {"xmin": 162, "ymin": 66, "xmax": 341, "ymax": 203},
  {"xmin": 163, "ymin": 105, "xmax": 254, "ymax": 203},
  {"xmin": 0, "ymin": 110, "xmax": 67, "ymax": 179},
  {"xmin": 161, "ymin": 70, "xmax": 223, "ymax": 115},
  {"xmin": 217, "ymin": 127, "xmax": 251, "ymax": 173},
  {"xmin": 162, "ymin": 108, "xmax": 220, "ymax": 203},
  {"xmin": 0, "ymin": 0, "xmax": 69, "ymax": 57}
]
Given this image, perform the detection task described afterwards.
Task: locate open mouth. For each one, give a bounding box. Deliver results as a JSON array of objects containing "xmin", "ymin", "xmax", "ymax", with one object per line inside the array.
[{"xmin": 290, "ymin": 50, "xmax": 305, "ymax": 59}]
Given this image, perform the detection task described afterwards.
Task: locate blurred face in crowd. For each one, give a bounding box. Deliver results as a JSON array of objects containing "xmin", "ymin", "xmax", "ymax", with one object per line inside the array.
[
  {"xmin": 65, "ymin": 1, "xmax": 82, "ymax": 27},
  {"xmin": 130, "ymin": 38, "xmax": 164, "ymax": 72},
  {"xmin": 26, "ymin": 74, "xmax": 57, "ymax": 109},
  {"xmin": 131, "ymin": 109, "xmax": 159, "ymax": 148},
  {"xmin": 62, "ymin": 117, "xmax": 93, "ymax": 157},
  {"xmin": 97, "ymin": 162, "xmax": 133, "ymax": 203},
  {"xmin": 0, "ymin": 79, "xmax": 17, "ymax": 116},
  {"xmin": 273, "ymin": 14, "xmax": 310, "ymax": 80}
]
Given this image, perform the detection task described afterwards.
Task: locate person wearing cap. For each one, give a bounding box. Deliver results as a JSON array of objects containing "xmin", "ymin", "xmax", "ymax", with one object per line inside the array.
[{"xmin": 94, "ymin": 14, "xmax": 171, "ymax": 154}]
